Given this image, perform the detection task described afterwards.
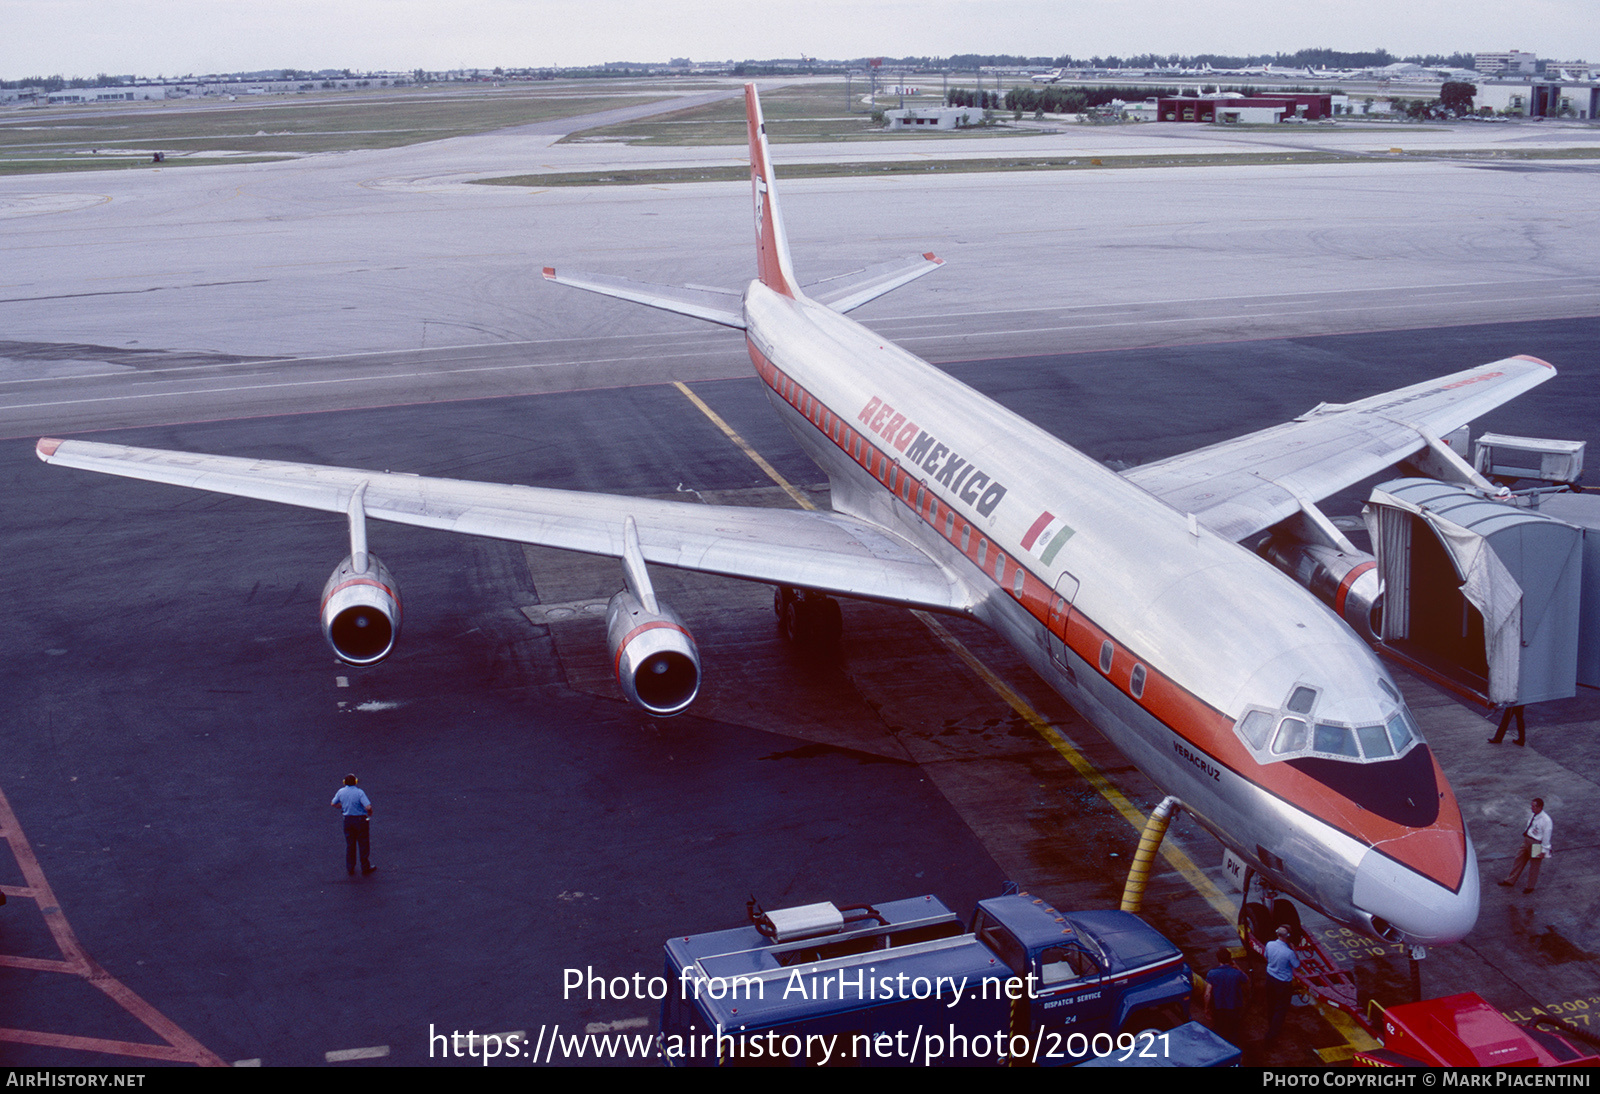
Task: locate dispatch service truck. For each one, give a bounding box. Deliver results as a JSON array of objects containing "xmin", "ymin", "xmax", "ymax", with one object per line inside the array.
[{"xmin": 660, "ymin": 891, "xmax": 1193, "ymax": 1066}]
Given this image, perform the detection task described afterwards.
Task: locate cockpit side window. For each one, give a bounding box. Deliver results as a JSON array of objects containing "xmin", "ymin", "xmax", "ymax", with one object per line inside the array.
[
  {"xmin": 1239, "ymin": 710, "xmax": 1274, "ymax": 749},
  {"xmin": 1386, "ymin": 712, "xmax": 1415, "ymax": 752}
]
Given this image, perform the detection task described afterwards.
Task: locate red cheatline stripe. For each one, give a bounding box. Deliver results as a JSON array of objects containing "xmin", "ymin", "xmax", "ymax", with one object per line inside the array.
[{"xmin": 0, "ymin": 786, "xmax": 228, "ymax": 1066}]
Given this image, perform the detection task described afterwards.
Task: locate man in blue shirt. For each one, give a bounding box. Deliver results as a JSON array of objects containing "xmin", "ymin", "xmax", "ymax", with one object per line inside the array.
[
  {"xmin": 1264, "ymin": 925, "xmax": 1303, "ymax": 1043},
  {"xmin": 1204, "ymin": 947, "xmax": 1250, "ymax": 1045},
  {"xmin": 331, "ymin": 774, "xmax": 376, "ymax": 877}
]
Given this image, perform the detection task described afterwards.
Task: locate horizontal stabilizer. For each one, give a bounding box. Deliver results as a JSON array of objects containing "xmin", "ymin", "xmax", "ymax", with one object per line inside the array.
[
  {"xmin": 807, "ymin": 253, "xmax": 944, "ymax": 314},
  {"xmin": 541, "ymin": 267, "xmax": 745, "ymax": 329}
]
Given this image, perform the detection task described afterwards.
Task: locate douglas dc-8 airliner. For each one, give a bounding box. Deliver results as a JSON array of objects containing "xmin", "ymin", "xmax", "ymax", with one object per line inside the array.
[{"xmin": 39, "ymin": 86, "xmax": 1555, "ymax": 948}]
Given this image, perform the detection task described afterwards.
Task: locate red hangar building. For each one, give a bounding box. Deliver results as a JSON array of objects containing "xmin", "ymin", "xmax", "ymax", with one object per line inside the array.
[{"xmin": 1157, "ymin": 94, "xmax": 1334, "ymax": 122}]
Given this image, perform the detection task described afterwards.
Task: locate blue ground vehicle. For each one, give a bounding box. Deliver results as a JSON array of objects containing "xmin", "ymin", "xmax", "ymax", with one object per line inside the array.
[{"xmin": 660, "ymin": 892, "xmax": 1192, "ymax": 1066}]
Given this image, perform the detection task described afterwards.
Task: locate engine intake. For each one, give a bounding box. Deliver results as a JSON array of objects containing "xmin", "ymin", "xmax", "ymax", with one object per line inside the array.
[
  {"xmin": 605, "ymin": 589, "xmax": 700, "ymax": 716},
  {"xmin": 320, "ymin": 553, "xmax": 401, "ymax": 665}
]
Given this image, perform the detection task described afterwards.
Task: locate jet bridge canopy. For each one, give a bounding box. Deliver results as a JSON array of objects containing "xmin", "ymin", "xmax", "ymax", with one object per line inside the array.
[{"xmin": 1365, "ymin": 478, "xmax": 1582, "ymax": 707}]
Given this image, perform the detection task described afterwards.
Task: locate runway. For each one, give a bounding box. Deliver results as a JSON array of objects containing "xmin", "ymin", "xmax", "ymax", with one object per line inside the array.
[{"xmin": 2, "ymin": 95, "xmax": 1600, "ymax": 1067}]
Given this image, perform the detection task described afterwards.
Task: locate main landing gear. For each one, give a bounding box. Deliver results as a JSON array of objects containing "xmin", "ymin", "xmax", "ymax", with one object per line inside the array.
[{"xmin": 774, "ymin": 586, "xmax": 843, "ymax": 647}]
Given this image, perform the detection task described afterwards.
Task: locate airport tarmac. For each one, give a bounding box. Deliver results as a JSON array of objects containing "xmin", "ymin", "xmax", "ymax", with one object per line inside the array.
[{"xmin": 1, "ymin": 94, "xmax": 1599, "ymax": 1067}]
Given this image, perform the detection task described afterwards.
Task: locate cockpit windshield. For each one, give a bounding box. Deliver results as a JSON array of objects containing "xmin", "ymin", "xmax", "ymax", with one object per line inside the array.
[{"xmin": 1234, "ymin": 682, "xmax": 1422, "ymax": 766}]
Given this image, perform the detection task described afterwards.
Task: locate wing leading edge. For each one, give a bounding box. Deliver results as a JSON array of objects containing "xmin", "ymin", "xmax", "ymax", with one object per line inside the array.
[
  {"xmin": 36, "ymin": 438, "xmax": 975, "ymax": 614},
  {"xmin": 1122, "ymin": 355, "xmax": 1556, "ymax": 542}
]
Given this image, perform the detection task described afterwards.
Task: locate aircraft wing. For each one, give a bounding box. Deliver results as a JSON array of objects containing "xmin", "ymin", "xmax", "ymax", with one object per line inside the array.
[
  {"xmin": 1121, "ymin": 356, "xmax": 1556, "ymax": 542},
  {"xmin": 36, "ymin": 438, "xmax": 974, "ymax": 613}
]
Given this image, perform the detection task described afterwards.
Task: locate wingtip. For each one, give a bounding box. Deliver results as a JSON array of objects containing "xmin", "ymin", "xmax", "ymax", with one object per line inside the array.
[
  {"xmin": 541, "ymin": 266, "xmax": 557, "ymax": 281},
  {"xmin": 1512, "ymin": 354, "xmax": 1555, "ymax": 370},
  {"xmin": 36, "ymin": 437, "xmax": 62, "ymax": 461},
  {"xmin": 923, "ymin": 252, "xmax": 943, "ymax": 264}
]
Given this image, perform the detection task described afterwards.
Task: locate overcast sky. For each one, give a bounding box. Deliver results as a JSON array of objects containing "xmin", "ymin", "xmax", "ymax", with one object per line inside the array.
[{"xmin": 8, "ymin": 0, "xmax": 1596, "ymax": 78}]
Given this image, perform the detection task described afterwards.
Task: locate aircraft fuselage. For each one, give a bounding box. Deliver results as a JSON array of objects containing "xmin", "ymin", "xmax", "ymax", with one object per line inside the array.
[{"xmin": 742, "ymin": 281, "xmax": 1478, "ymax": 948}]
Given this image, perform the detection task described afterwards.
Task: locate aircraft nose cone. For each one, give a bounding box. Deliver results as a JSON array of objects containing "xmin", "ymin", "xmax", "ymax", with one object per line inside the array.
[{"xmin": 1352, "ymin": 839, "xmax": 1480, "ymax": 945}]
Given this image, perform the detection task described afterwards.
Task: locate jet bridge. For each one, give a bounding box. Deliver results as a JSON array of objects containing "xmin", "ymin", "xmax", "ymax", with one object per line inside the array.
[{"xmin": 1364, "ymin": 478, "xmax": 1585, "ymax": 707}]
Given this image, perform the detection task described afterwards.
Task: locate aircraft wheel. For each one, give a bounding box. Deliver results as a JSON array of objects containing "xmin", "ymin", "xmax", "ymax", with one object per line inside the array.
[
  {"xmin": 818, "ymin": 597, "xmax": 843, "ymax": 645},
  {"xmin": 1241, "ymin": 901, "xmax": 1273, "ymax": 946},
  {"xmin": 779, "ymin": 593, "xmax": 841, "ymax": 647},
  {"xmin": 781, "ymin": 597, "xmax": 804, "ymax": 643}
]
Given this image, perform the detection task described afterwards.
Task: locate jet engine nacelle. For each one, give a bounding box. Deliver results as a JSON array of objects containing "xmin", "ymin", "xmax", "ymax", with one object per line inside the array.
[
  {"xmin": 320, "ymin": 554, "xmax": 402, "ymax": 665},
  {"xmin": 605, "ymin": 589, "xmax": 700, "ymax": 717},
  {"xmin": 1261, "ymin": 536, "xmax": 1382, "ymax": 643}
]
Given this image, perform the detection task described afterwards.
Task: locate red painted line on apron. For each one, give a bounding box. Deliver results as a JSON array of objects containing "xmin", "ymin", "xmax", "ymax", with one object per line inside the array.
[
  {"xmin": 0, "ymin": 785, "xmax": 228, "ymax": 1066},
  {"xmin": 0, "ymin": 1026, "xmax": 204, "ymax": 1064}
]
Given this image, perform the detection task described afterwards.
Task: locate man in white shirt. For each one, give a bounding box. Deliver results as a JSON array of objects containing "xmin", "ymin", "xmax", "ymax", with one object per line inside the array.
[{"xmin": 1499, "ymin": 798, "xmax": 1552, "ymax": 894}]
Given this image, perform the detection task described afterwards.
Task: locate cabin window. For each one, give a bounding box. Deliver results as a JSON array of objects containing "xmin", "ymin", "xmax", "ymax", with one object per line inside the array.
[
  {"xmin": 1012, "ymin": 568, "xmax": 1025, "ymax": 597},
  {"xmin": 995, "ymin": 555, "xmax": 1005, "ymax": 582},
  {"xmin": 961, "ymin": 525, "xmax": 971, "ymax": 552},
  {"xmin": 944, "ymin": 511, "xmax": 955, "ymax": 538},
  {"xmin": 1098, "ymin": 640, "xmax": 1114, "ymax": 674},
  {"xmin": 1130, "ymin": 664, "xmax": 1147, "ymax": 698},
  {"xmin": 977, "ymin": 539, "xmax": 987, "ymax": 565}
]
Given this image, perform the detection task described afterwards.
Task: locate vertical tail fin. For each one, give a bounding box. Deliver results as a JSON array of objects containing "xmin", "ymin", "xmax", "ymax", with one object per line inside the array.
[{"xmin": 745, "ymin": 84, "xmax": 801, "ymax": 298}]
